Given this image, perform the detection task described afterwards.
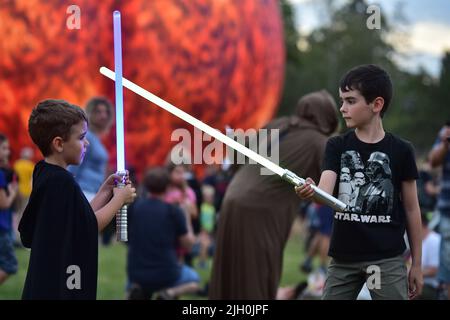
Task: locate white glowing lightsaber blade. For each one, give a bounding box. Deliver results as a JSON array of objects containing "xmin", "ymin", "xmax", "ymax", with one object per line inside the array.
[{"xmin": 99, "ymin": 66, "xmax": 347, "ymax": 212}]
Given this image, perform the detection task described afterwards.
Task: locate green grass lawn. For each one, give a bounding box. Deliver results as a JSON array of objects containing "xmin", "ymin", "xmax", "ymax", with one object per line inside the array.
[{"xmin": 0, "ymin": 219, "xmax": 309, "ymax": 300}]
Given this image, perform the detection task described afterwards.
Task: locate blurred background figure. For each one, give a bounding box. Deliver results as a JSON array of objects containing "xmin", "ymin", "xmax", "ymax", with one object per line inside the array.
[
  {"xmin": 69, "ymin": 97, "xmax": 113, "ymax": 201},
  {"xmin": 209, "ymin": 90, "xmax": 339, "ymax": 299},
  {"xmin": 126, "ymin": 167, "xmax": 199, "ymax": 300},
  {"xmin": 415, "ymin": 210, "xmax": 441, "ymax": 299},
  {"xmin": 69, "ymin": 97, "xmax": 114, "ymax": 245},
  {"xmin": 181, "ymin": 163, "xmax": 203, "ymax": 265},
  {"xmin": 197, "ymin": 185, "xmax": 216, "ymax": 269},
  {"xmin": 165, "ymin": 163, "xmax": 198, "ymax": 266},
  {"xmin": 165, "ymin": 163, "xmax": 198, "ymax": 220},
  {"xmin": 417, "ymin": 158, "xmax": 439, "ymax": 215},
  {"xmin": 0, "ymin": 133, "xmax": 19, "ymax": 285},
  {"xmin": 300, "ymin": 203, "xmax": 333, "ymax": 275},
  {"xmin": 429, "ymin": 122, "xmax": 450, "ymax": 300},
  {"xmin": 12, "ymin": 147, "xmax": 35, "ymax": 246},
  {"xmin": 202, "ymin": 164, "xmax": 233, "ymax": 214}
]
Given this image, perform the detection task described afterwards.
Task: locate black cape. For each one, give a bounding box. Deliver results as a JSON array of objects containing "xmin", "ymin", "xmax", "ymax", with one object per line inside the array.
[{"xmin": 19, "ymin": 161, "xmax": 98, "ymax": 300}]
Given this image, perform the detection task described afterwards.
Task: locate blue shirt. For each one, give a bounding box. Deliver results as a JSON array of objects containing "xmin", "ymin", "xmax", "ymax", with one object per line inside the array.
[
  {"xmin": 68, "ymin": 130, "xmax": 108, "ymax": 194},
  {"xmin": 434, "ymin": 136, "xmax": 450, "ymax": 216},
  {"xmin": 0, "ymin": 170, "xmax": 12, "ymax": 232}
]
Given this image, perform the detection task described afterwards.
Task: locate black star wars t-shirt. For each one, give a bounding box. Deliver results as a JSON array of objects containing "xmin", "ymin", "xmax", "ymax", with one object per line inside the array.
[{"xmin": 323, "ymin": 130, "xmax": 418, "ymax": 262}]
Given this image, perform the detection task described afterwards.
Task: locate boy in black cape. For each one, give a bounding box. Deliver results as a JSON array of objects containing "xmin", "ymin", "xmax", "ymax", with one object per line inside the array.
[{"xmin": 19, "ymin": 99, "xmax": 136, "ymax": 299}]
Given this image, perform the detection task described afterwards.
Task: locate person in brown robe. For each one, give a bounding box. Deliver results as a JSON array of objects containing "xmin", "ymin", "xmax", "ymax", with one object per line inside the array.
[{"xmin": 209, "ymin": 90, "xmax": 339, "ymax": 299}]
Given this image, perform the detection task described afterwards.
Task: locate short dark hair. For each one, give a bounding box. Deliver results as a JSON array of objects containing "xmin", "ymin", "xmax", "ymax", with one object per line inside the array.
[
  {"xmin": 28, "ymin": 99, "xmax": 88, "ymax": 157},
  {"xmin": 340, "ymin": 64, "xmax": 393, "ymax": 117},
  {"xmin": 143, "ymin": 167, "xmax": 170, "ymax": 194}
]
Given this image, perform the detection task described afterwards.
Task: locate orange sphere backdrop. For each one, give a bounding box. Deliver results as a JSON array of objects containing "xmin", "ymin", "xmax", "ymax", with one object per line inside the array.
[{"xmin": 0, "ymin": 0, "xmax": 285, "ymax": 175}]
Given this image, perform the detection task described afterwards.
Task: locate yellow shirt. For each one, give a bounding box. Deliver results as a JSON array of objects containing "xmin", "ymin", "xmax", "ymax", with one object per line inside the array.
[{"xmin": 13, "ymin": 159, "xmax": 35, "ymax": 197}]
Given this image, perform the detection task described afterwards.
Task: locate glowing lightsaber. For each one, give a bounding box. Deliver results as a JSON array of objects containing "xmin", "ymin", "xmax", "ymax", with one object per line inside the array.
[
  {"xmin": 99, "ymin": 66, "xmax": 347, "ymax": 212},
  {"xmin": 113, "ymin": 11, "xmax": 128, "ymax": 242}
]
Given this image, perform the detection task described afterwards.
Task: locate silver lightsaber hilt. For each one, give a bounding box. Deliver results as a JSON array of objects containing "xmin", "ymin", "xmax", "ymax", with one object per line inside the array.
[
  {"xmin": 116, "ymin": 171, "xmax": 128, "ymax": 242},
  {"xmin": 282, "ymin": 169, "xmax": 347, "ymax": 212}
]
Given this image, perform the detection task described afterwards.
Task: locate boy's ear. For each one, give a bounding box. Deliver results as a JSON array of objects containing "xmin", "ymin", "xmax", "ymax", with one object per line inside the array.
[
  {"xmin": 51, "ymin": 136, "xmax": 64, "ymax": 153},
  {"xmin": 371, "ymin": 97, "xmax": 385, "ymax": 114}
]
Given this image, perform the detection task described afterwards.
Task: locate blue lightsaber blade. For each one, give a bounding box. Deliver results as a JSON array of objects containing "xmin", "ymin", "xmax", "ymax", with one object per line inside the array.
[
  {"xmin": 113, "ymin": 10, "xmax": 128, "ymax": 242},
  {"xmin": 114, "ymin": 10, "xmax": 125, "ymax": 173}
]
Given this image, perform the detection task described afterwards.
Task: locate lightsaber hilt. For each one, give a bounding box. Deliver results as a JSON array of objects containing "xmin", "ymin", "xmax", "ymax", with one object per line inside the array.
[
  {"xmin": 116, "ymin": 171, "xmax": 128, "ymax": 242},
  {"xmin": 282, "ymin": 169, "xmax": 347, "ymax": 212}
]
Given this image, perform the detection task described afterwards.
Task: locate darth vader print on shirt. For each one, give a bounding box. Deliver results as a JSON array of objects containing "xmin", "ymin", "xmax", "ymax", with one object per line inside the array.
[{"xmin": 338, "ymin": 150, "xmax": 394, "ymax": 217}]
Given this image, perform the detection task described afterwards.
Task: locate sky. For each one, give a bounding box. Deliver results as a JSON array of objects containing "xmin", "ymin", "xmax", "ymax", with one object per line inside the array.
[{"xmin": 287, "ymin": 0, "xmax": 450, "ymax": 77}]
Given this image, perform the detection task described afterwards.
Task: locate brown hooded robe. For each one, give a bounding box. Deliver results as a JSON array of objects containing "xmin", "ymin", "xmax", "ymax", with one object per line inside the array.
[{"xmin": 209, "ymin": 90, "xmax": 339, "ymax": 299}]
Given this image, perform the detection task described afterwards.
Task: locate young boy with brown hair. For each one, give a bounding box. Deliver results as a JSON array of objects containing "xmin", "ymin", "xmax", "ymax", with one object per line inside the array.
[{"xmin": 19, "ymin": 99, "xmax": 136, "ymax": 299}]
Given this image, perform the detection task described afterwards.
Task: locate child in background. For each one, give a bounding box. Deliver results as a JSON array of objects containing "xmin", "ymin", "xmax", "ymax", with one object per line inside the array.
[
  {"xmin": 127, "ymin": 167, "xmax": 199, "ymax": 300},
  {"xmin": 12, "ymin": 147, "xmax": 35, "ymax": 245},
  {"xmin": 0, "ymin": 133, "xmax": 19, "ymax": 285},
  {"xmin": 416, "ymin": 210, "xmax": 441, "ymax": 299},
  {"xmin": 165, "ymin": 163, "xmax": 198, "ymax": 265},
  {"xmin": 165, "ymin": 163, "xmax": 198, "ymax": 219},
  {"xmin": 198, "ymin": 185, "xmax": 216, "ymax": 268}
]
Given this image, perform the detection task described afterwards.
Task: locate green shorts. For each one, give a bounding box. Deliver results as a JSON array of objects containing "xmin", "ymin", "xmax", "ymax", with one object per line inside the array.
[{"xmin": 322, "ymin": 255, "xmax": 408, "ymax": 300}]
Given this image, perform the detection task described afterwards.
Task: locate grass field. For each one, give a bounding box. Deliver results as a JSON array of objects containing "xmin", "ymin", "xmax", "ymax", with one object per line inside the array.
[{"xmin": 0, "ymin": 219, "xmax": 310, "ymax": 300}]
